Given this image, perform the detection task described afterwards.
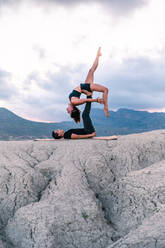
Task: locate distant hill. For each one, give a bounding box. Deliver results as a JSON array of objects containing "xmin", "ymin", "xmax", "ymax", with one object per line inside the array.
[
  {"xmin": 0, "ymin": 108, "xmax": 75, "ymax": 140},
  {"xmin": 1, "ymin": 107, "xmax": 165, "ymax": 140},
  {"xmin": 91, "ymin": 108, "xmax": 165, "ymax": 135}
]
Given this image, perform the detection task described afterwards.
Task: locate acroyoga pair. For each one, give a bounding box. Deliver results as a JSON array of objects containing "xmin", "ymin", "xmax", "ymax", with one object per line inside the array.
[{"xmin": 52, "ymin": 47, "xmax": 109, "ymax": 140}]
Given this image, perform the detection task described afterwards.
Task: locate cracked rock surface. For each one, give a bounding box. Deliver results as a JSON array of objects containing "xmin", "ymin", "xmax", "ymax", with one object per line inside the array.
[{"xmin": 1, "ymin": 130, "xmax": 165, "ymax": 247}]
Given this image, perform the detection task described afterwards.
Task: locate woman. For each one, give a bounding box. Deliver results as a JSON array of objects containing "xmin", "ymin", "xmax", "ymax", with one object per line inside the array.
[{"xmin": 67, "ymin": 47, "xmax": 109, "ymax": 123}]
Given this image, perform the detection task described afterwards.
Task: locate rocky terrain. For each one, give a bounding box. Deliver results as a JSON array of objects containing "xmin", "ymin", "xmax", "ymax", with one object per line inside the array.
[{"xmin": 0, "ymin": 130, "xmax": 165, "ymax": 247}]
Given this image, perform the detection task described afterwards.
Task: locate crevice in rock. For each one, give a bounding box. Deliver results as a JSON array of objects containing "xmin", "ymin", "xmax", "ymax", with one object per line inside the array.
[
  {"xmin": 154, "ymin": 238, "xmax": 158, "ymax": 248},
  {"xmin": 15, "ymin": 152, "xmax": 37, "ymax": 168},
  {"xmin": 37, "ymin": 177, "xmax": 53, "ymax": 201},
  {"xmin": 82, "ymin": 166, "xmax": 116, "ymax": 234},
  {"xmin": 30, "ymin": 227, "xmax": 36, "ymax": 248},
  {"xmin": 1, "ymin": 238, "xmax": 14, "ymax": 248},
  {"xmin": 15, "ymin": 145, "xmax": 56, "ymax": 169},
  {"xmin": 98, "ymin": 152, "xmax": 117, "ymax": 183}
]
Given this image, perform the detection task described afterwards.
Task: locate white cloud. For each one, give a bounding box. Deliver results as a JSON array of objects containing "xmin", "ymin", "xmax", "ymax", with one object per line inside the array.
[{"xmin": 0, "ymin": 0, "xmax": 165, "ymax": 122}]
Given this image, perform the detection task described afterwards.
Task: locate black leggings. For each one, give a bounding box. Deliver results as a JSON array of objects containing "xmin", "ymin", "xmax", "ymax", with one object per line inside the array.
[{"xmin": 82, "ymin": 96, "xmax": 95, "ymax": 134}]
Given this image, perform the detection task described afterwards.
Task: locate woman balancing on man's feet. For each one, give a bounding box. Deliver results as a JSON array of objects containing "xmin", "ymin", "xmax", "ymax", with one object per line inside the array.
[{"xmin": 67, "ymin": 47, "xmax": 109, "ymax": 123}]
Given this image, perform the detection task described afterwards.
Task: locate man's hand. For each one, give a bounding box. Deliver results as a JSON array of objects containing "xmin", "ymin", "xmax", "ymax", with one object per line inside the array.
[
  {"xmin": 91, "ymin": 132, "xmax": 96, "ymax": 137},
  {"xmin": 82, "ymin": 89, "xmax": 92, "ymax": 96}
]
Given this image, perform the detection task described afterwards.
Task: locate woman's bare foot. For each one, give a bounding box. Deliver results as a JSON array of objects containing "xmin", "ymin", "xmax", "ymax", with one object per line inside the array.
[
  {"xmin": 104, "ymin": 106, "xmax": 110, "ymax": 117},
  {"xmin": 97, "ymin": 47, "xmax": 102, "ymax": 57}
]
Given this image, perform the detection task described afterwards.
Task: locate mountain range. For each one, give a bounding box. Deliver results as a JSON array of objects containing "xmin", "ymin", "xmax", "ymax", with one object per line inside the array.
[{"xmin": 0, "ymin": 107, "xmax": 165, "ymax": 140}]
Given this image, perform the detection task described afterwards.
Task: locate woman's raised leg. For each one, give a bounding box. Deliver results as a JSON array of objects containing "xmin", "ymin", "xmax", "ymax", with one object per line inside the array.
[
  {"xmin": 84, "ymin": 47, "xmax": 102, "ymax": 84},
  {"xmin": 83, "ymin": 47, "xmax": 109, "ymax": 117}
]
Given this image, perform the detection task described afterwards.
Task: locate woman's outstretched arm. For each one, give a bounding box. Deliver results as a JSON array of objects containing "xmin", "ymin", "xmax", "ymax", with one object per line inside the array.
[{"xmin": 71, "ymin": 97, "xmax": 103, "ymax": 106}]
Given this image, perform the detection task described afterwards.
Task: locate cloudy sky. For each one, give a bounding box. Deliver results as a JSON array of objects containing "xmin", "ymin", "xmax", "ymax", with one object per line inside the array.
[{"xmin": 0, "ymin": 0, "xmax": 165, "ymax": 122}]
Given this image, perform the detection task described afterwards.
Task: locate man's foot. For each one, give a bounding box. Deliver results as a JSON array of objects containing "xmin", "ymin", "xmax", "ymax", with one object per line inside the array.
[
  {"xmin": 97, "ymin": 98, "xmax": 104, "ymax": 104},
  {"xmin": 104, "ymin": 107, "xmax": 110, "ymax": 117},
  {"xmin": 97, "ymin": 47, "xmax": 102, "ymax": 57}
]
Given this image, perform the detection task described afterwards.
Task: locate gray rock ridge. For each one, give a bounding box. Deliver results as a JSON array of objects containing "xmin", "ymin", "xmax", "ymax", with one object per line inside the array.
[
  {"xmin": 0, "ymin": 130, "xmax": 164, "ymax": 247},
  {"xmin": 107, "ymin": 205, "xmax": 165, "ymax": 248},
  {"xmin": 104, "ymin": 160, "xmax": 165, "ymax": 239}
]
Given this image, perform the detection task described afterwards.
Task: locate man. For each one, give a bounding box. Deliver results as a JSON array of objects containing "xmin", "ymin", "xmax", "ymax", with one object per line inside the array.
[{"xmin": 52, "ymin": 96, "xmax": 102, "ymax": 139}]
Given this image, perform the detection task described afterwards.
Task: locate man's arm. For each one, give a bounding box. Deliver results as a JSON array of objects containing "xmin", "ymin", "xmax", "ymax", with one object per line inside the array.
[
  {"xmin": 71, "ymin": 132, "xmax": 96, "ymax": 139},
  {"xmin": 71, "ymin": 98, "xmax": 103, "ymax": 106}
]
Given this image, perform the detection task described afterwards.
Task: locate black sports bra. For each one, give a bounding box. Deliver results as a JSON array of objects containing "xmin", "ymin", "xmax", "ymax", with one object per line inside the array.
[
  {"xmin": 69, "ymin": 83, "xmax": 91, "ymax": 100},
  {"xmin": 69, "ymin": 90, "xmax": 81, "ymax": 100}
]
